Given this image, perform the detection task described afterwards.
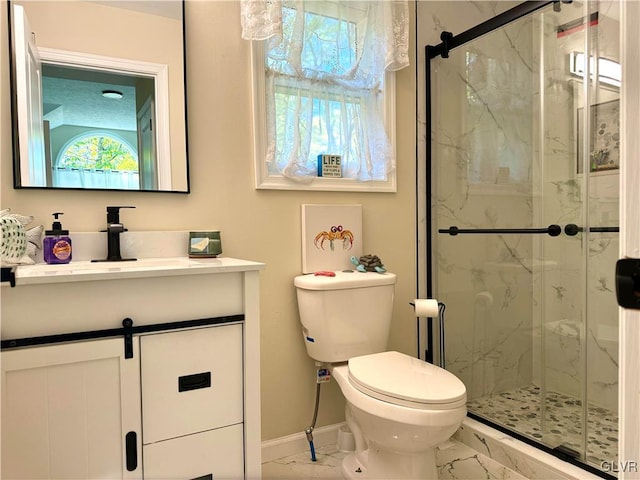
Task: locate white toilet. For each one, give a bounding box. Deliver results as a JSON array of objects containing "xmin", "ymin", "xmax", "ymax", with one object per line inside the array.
[{"xmin": 294, "ymin": 271, "xmax": 467, "ymax": 479}]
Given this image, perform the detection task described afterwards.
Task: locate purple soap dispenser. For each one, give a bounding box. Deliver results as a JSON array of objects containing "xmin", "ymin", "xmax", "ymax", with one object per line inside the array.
[{"xmin": 43, "ymin": 212, "xmax": 72, "ymax": 264}]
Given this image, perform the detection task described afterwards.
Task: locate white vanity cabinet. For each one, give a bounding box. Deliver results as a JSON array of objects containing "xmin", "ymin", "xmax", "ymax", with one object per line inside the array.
[
  {"xmin": 140, "ymin": 324, "xmax": 245, "ymax": 479},
  {"xmin": 1, "ymin": 257, "xmax": 264, "ymax": 480},
  {"xmin": 2, "ymin": 337, "xmax": 142, "ymax": 480}
]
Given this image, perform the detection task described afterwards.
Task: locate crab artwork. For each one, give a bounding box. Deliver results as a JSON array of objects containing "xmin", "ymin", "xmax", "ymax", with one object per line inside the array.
[{"xmin": 314, "ymin": 225, "xmax": 354, "ymax": 251}]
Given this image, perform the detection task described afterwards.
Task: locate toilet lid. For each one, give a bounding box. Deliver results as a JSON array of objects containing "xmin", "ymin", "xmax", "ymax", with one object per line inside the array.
[{"xmin": 348, "ymin": 351, "xmax": 466, "ymax": 407}]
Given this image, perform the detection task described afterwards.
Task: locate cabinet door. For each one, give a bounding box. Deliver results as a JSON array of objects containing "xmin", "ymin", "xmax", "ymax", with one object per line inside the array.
[
  {"xmin": 140, "ymin": 324, "xmax": 243, "ymax": 443},
  {"xmin": 143, "ymin": 424, "xmax": 244, "ymax": 480},
  {"xmin": 1, "ymin": 337, "xmax": 142, "ymax": 479}
]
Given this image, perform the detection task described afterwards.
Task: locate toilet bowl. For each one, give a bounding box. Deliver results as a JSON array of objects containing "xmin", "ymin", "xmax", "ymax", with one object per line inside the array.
[
  {"xmin": 331, "ymin": 352, "xmax": 466, "ymax": 479},
  {"xmin": 294, "ymin": 271, "xmax": 466, "ymax": 479}
]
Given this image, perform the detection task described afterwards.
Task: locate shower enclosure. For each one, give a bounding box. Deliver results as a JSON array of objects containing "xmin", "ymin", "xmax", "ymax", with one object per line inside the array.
[{"xmin": 427, "ymin": 1, "xmax": 619, "ymax": 476}]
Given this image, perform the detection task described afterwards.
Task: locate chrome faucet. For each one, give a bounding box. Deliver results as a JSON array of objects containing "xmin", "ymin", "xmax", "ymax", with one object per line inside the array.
[{"xmin": 92, "ymin": 206, "xmax": 137, "ymax": 262}]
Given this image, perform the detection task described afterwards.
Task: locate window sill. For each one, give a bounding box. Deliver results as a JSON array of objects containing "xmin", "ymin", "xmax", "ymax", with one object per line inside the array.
[{"xmin": 255, "ymin": 174, "xmax": 396, "ymax": 193}]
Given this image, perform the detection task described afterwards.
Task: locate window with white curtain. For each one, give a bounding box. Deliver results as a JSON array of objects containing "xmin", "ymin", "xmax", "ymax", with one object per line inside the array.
[
  {"xmin": 242, "ymin": 0, "xmax": 409, "ymax": 192},
  {"xmin": 53, "ymin": 132, "xmax": 140, "ymax": 190}
]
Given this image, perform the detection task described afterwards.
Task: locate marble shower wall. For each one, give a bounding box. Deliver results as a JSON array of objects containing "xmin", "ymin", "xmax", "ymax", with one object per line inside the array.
[
  {"xmin": 424, "ymin": 1, "xmax": 619, "ymax": 413},
  {"xmin": 430, "ymin": 9, "xmax": 537, "ymax": 400}
]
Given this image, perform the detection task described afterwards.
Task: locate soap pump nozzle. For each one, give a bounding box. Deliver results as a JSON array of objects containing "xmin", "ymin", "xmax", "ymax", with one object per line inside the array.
[{"xmin": 46, "ymin": 212, "xmax": 69, "ymax": 236}]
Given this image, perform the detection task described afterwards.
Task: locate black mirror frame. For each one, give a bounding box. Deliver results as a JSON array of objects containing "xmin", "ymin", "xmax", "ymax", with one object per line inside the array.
[{"xmin": 6, "ymin": 0, "xmax": 190, "ymax": 194}]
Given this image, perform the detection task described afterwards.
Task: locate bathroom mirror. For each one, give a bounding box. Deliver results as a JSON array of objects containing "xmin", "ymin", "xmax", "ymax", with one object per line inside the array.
[{"xmin": 8, "ymin": 0, "xmax": 189, "ymax": 192}]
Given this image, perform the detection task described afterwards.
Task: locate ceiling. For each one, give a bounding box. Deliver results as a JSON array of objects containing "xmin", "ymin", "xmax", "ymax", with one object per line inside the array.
[{"xmin": 42, "ymin": 65, "xmax": 153, "ymax": 132}]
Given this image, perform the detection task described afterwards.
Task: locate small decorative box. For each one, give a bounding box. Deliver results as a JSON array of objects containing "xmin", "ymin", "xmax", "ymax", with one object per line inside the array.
[{"xmin": 188, "ymin": 231, "xmax": 222, "ymax": 258}]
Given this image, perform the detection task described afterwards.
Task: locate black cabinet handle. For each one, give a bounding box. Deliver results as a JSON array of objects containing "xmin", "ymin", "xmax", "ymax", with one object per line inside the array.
[
  {"xmin": 190, "ymin": 475, "xmax": 213, "ymax": 480},
  {"xmin": 178, "ymin": 372, "xmax": 212, "ymax": 392},
  {"xmin": 125, "ymin": 431, "xmax": 137, "ymax": 471},
  {"xmin": 122, "ymin": 318, "xmax": 134, "ymax": 359}
]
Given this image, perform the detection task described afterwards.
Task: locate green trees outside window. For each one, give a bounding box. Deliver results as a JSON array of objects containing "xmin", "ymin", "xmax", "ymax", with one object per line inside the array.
[{"xmin": 58, "ymin": 134, "xmax": 138, "ymax": 171}]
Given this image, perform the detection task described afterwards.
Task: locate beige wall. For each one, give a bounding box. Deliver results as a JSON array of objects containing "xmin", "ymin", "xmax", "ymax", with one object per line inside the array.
[{"xmin": 1, "ymin": 1, "xmax": 417, "ymax": 441}]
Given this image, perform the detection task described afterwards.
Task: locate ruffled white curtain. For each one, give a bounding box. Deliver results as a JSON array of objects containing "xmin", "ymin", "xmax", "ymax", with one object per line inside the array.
[{"xmin": 241, "ymin": 0, "xmax": 409, "ymax": 182}]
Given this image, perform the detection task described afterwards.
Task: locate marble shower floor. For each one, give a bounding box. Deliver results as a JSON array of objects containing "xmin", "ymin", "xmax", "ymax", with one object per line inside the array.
[
  {"xmin": 262, "ymin": 439, "xmax": 526, "ymax": 479},
  {"xmin": 467, "ymin": 384, "xmax": 618, "ymax": 468}
]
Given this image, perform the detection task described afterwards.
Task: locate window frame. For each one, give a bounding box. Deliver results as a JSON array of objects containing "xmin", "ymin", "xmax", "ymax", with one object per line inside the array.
[{"xmin": 250, "ymin": 34, "xmax": 397, "ymax": 192}]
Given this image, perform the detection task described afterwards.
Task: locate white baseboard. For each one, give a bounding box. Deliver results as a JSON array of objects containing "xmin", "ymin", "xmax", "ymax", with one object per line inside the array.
[{"xmin": 261, "ymin": 422, "xmax": 344, "ymax": 463}]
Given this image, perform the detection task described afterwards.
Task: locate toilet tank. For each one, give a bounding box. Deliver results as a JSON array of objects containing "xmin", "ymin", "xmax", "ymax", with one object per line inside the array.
[{"xmin": 294, "ymin": 271, "xmax": 396, "ymax": 363}]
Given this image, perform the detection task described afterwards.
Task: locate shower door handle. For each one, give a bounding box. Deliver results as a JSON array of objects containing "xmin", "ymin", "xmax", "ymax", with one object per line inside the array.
[
  {"xmin": 438, "ymin": 224, "xmax": 562, "ymax": 236},
  {"xmin": 564, "ymin": 224, "xmax": 620, "ymax": 236},
  {"xmin": 615, "ymin": 258, "xmax": 640, "ymax": 309}
]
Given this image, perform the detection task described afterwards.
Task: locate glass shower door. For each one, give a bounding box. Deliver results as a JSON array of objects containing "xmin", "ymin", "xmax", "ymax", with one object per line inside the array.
[
  {"xmin": 541, "ymin": 0, "xmax": 620, "ymax": 469},
  {"xmin": 428, "ymin": 1, "xmax": 619, "ymax": 474}
]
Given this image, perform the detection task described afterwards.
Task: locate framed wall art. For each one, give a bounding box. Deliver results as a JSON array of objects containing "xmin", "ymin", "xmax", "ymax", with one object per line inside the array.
[{"xmin": 576, "ymin": 99, "xmax": 620, "ymax": 175}]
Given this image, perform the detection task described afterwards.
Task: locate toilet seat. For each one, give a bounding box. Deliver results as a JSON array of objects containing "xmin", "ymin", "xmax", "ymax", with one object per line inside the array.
[{"xmin": 348, "ymin": 351, "xmax": 466, "ymax": 410}]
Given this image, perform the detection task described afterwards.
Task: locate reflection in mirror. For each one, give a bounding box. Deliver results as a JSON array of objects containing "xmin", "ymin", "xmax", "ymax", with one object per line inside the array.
[{"xmin": 8, "ymin": 0, "xmax": 189, "ymax": 192}]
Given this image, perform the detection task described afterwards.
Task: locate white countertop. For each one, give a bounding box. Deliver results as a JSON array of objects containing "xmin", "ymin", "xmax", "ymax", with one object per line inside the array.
[{"xmin": 7, "ymin": 256, "xmax": 265, "ymax": 286}]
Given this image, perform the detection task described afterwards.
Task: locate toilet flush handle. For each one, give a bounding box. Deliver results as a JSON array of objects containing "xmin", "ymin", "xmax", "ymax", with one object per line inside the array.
[{"xmin": 314, "ymin": 271, "xmax": 336, "ymax": 277}]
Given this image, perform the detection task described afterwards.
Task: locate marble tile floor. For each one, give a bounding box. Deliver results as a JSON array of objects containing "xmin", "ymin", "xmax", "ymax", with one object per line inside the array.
[
  {"xmin": 467, "ymin": 384, "xmax": 618, "ymax": 468},
  {"xmin": 262, "ymin": 439, "xmax": 527, "ymax": 479}
]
